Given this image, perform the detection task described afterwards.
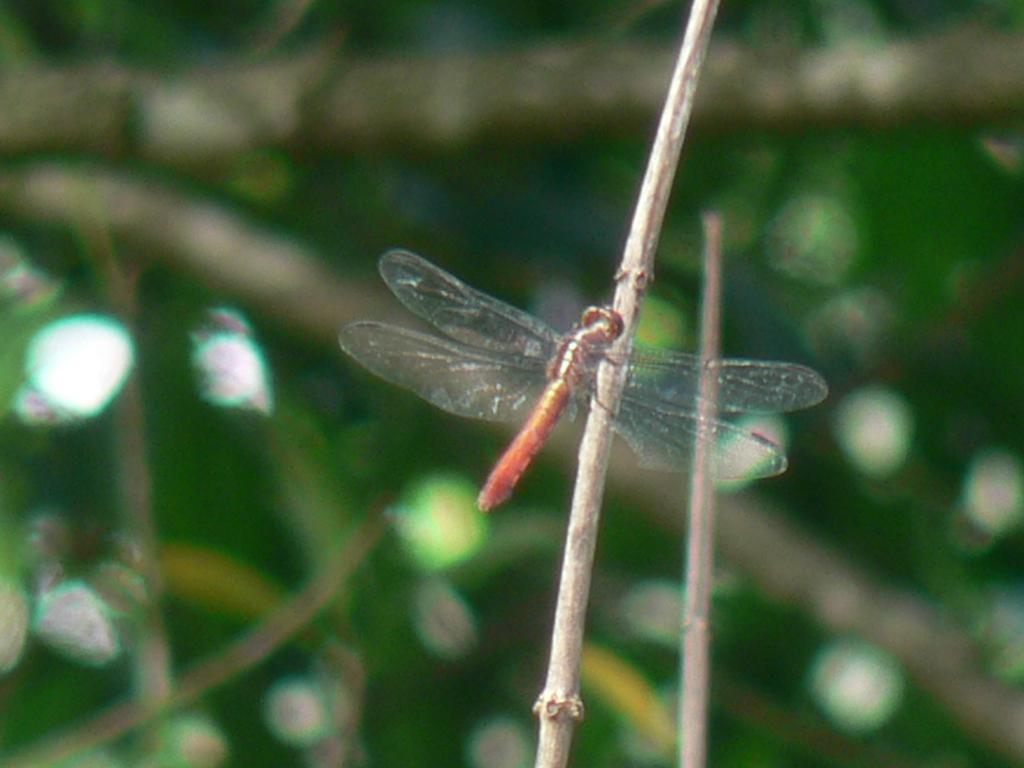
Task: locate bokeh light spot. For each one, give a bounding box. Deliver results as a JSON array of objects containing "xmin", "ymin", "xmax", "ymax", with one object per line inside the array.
[
  {"xmin": 159, "ymin": 713, "xmax": 229, "ymax": 768},
  {"xmin": 466, "ymin": 715, "xmax": 531, "ymax": 768},
  {"xmin": 961, "ymin": 449, "xmax": 1024, "ymax": 538},
  {"xmin": 263, "ymin": 676, "xmax": 332, "ymax": 748},
  {"xmin": 393, "ymin": 473, "xmax": 487, "ymax": 571},
  {"xmin": 834, "ymin": 387, "xmax": 912, "ymax": 477},
  {"xmin": 33, "ymin": 580, "xmax": 121, "ymax": 666},
  {"xmin": 807, "ymin": 287, "xmax": 895, "ymax": 364},
  {"xmin": 809, "ymin": 639, "xmax": 904, "ymax": 733},
  {"xmin": 768, "ymin": 194, "xmax": 858, "ymax": 286},
  {"xmin": 620, "ymin": 580, "xmax": 682, "ymax": 647},
  {"xmin": 16, "ymin": 315, "xmax": 133, "ymax": 424},
  {"xmin": 191, "ymin": 307, "xmax": 273, "ymax": 414},
  {"xmin": 413, "ymin": 578, "xmax": 477, "ymax": 659}
]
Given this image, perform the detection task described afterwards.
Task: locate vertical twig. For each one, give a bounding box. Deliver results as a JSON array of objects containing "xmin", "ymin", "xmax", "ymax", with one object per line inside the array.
[
  {"xmin": 115, "ymin": 377, "xmax": 175, "ymax": 711},
  {"xmin": 679, "ymin": 212, "xmax": 723, "ymax": 768},
  {"xmin": 85, "ymin": 208, "xmax": 175, "ymax": 715},
  {"xmin": 532, "ymin": 1, "xmax": 721, "ymax": 766}
]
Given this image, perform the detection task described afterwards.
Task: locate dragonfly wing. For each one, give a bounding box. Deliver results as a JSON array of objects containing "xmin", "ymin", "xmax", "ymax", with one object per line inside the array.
[
  {"xmin": 379, "ymin": 250, "xmax": 559, "ymax": 360},
  {"xmin": 339, "ymin": 322, "xmax": 547, "ymax": 421},
  {"xmin": 624, "ymin": 349, "xmax": 828, "ymax": 414},
  {"xmin": 613, "ymin": 392, "xmax": 788, "ymax": 480}
]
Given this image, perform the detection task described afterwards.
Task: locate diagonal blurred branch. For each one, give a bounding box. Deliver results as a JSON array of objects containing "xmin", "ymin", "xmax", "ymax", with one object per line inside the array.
[
  {"xmin": 0, "ymin": 29, "xmax": 1022, "ymax": 165},
  {"xmin": 1, "ymin": 162, "xmax": 1023, "ymax": 761},
  {"xmin": 2, "ymin": 516, "xmax": 385, "ymax": 768},
  {"xmin": 0, "ymin": 163, "xmax": 373, "ymax": 344},
  {"xmin": 714, "ymin": 492, "xmax": 1024, "ymax": 761},
  {"xmin": 610, "ymin": 458, "xmax": 1024, "ymax": 763}
]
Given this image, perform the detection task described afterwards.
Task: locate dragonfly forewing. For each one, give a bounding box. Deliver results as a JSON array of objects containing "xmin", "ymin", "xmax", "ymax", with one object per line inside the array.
[
  {"xmin": 379, "ymin": 250, "xmax": 560, "ymax": 360},
  {"xmin": 339, "ymin": 321, "xmax": 550, "ymax": 422}
]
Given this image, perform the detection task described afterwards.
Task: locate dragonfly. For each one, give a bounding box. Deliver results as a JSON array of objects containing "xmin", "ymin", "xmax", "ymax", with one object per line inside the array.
[{"xmin": 339, "ymin": 251, "xmax": 828, "ymax": 511}]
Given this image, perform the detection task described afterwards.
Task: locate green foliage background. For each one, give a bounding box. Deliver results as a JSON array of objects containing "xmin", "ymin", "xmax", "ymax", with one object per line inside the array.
[{"xmin": 1, "ymin": 1, "xmax": 1023, "ymax": 767}]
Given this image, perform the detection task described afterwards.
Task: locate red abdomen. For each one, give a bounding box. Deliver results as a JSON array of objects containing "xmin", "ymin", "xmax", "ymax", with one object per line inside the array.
[{"xmin": 477, "ymin": 381, "xmax": 571, "ymax": 511}]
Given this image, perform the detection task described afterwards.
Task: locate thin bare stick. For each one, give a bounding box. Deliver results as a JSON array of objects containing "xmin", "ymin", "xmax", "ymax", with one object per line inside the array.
[
  {"xmin": 532, "ymin": 2, "xmax": 721, "ymax": 766},
  {"xmin": 115, "ymin": 379, "xmax": 175, "ymax": 707},
  {"xmin": 86, "ymin": 214, "xmax": 175, "ymax": 717},
  {"xmin": 2, "ymin": 517, "xmax": 385, "ymax": 768},
  {"xmin": 679, "ymin": 212, "xmax": 723, "ymax": 768}
]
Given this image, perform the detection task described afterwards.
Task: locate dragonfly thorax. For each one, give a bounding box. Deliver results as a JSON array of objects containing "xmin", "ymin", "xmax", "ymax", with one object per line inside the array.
[{"xmin": 546, "ymin": 306, "xmax": 624, "ymax": 385}]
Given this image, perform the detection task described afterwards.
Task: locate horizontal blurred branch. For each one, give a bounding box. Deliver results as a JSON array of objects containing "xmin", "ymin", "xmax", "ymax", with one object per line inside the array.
[
  {"xmin": 1, "ymin": 29, "xmax": 1023, "ymax": 164},
  {"xmin": 2, "ymin": 162, "xmax": 1023, "ymax": 762}
]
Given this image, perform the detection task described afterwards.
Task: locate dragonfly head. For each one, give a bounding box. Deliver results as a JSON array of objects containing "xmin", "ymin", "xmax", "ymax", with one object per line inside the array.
[{"xmin": 579, "ymin": 306, "xmax": 624, "ymax": 342}]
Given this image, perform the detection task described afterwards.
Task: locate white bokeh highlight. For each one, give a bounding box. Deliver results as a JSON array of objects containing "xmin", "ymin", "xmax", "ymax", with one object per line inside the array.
[
  {"xmin": 620, "ymin": 580, "xmax": 683, "ymax": 647},
  {"xmin": 809, "ymin": 638, "xmax": 904, "ymax": 733},
  {"xmin": 263, "ymin": 676, "xmax": 331, "ymax": 748},
  {"xmin": 768, "ymin": 193, "xmax": 858, "ymax": 286},
  {"xmin": 961, "ymin": 449, "xmax": 1024, "ymax": 538},
  {"xmin": 413, "ymin": 578, "xmax": 478, "ymax": 659},
  {"xmin": 466, "ymin": 716, "xmax": 530, "ymax": 768},
  {"xmin": 191, "ymin": 308, "xmax": 273, "ymax": 414},
  {"xmin": 16, "ymin": 315, "xmax": 134, "ymax": 424},
  {"xmin": 834, "ymin": 386, "xmax": 913, "ymax": 477},
  {"xmin": 33, "ymin": 580, "xmax": 121, "ymax": 666}
]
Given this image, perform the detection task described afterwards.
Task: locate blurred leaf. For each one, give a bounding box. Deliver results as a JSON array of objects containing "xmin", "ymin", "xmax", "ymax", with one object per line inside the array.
[
  {"xmin": 581, "ymin": 642, "xmax": 675, "ymax": 757},
  {"xmin": 160, "ymin": 543, "xmax": 284, "ymax": 620}
]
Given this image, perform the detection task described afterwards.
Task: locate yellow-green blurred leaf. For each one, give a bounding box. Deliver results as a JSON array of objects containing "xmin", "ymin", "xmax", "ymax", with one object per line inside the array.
[
  {"xmin": 161, "ymin": 543, "xmax": 284, "ymax": 620},
  {"xmin": 581, "ymin": 642, "xmax": 676, "ymax": 756}
]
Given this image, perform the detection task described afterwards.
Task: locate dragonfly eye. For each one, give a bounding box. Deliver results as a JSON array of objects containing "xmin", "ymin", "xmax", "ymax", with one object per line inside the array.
[{"xmin": 580, "ymin": 306, "xmax": 624, "ymax": 340}]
